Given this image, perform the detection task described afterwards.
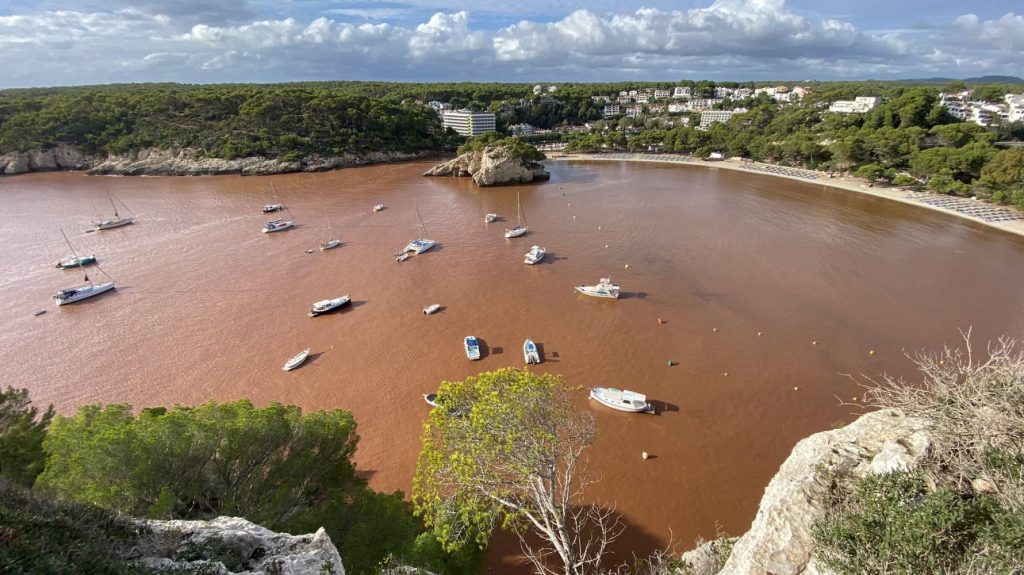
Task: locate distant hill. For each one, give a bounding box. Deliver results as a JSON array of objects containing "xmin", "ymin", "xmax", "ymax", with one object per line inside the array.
[{"xmin": 897, "ymin": 75, "xmax": 1024, "ymax": 85}]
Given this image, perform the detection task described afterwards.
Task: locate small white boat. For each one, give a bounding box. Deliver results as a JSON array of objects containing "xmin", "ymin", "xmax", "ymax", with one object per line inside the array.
[
  {"xmin": 263, "ymin": 218, "xmax": 294, "ymax": 233},
  {"xmin": 575, "ymin": 277, "xmax": 620, "ymax": 299},
  {"xmin": 56, "ymin": 254, "xmax": 96, "ymax": 269},
  {"xmin": 283, "ymin": 348, "xmax": 310, "ymax": 371},
  {"xmin": 485, "ymin": 213, "xmax": 498, "ymax": 223},
  {"xmin": 54, "ymin": 281, "xmax": 116, "ymax": 305},
  {"xmin": 423, "ymin": 393, "xmax": 438, "ymax": 407},
  {"xmin": 589, "ymin": 387, "xmax": 655, "ymax": 414},
  {"xmin": 373, "ymin": 204, "xmax": 385, "ymax": 212},
  {"xmin": 263, "ymin": 203, "xmax": 284, "ymax": 213},
  {"xmin": 94, "ymin": 194, "xmax": 134, "ymax": 230},
  {"xmin": 309, "ymin": 294, "xmax": 351, "ymax": 316},
  {"xmin": 423, "ymin": 304, "xmax": 441, "ymax": 315},
  {"xmin": 464, "ymin": 336, "xmax": 481, "ymax": 360},
  {"xmin": 505, "ymin": 192, "xmax": 528, "ymax": 238},
  {"xmin": 524, "ymin": 246, "xmax": 546, "ymax": 265},
  {"xmin": 319, "ymin": 216, "xmax": 341, "ymax": 250},
  {"xmin": 524, "ymin": 339, "xmax": 540, "ymax": 364},
  {"xmin": 33, "ymin": 309, "xmax": 47, "ymax": 316},
  {"xmin": 395, "ymin": 252, "xmax": 410, "ymax": 262}
]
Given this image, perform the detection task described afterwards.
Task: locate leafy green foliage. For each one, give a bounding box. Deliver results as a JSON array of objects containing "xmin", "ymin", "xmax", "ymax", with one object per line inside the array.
[
  {"xmin": 0, "ymin": 478, "xmax": 158, "ymax": 574},
  {"xmin": 36, "ymin": 400, "xmax": 358, "ymax": 529},
  {"xmin": 813, "ymin": 471, "xmax": 1021, "ymax": 575},
  {"xmin": 456, "ymin": 132, "xmax": 546, "ymax": 162},
  {"xmin": 0, "ymin": 387, "xmax": 53, "ymax": 487}
]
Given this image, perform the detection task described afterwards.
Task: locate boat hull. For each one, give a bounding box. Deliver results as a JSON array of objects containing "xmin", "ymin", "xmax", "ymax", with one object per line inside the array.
[
  {"xmin": 524, "ymin": 340, "xmax": 541, "ymax": 364},
  {"xmin": 320, "ymin": 240, "xmax": 341, "ymax": 250},
  {"xmin": 283, "ymin": 349, "xmax": 311, "ymax": 371},
  {"xmin": 54, "ymin": 282, "xmax": 115, "ymax": 305},
  {"xmin": 263, "ymin": 204, "xmax": 284, "ymax": 213},
  {"xmin": 574, "ymin": 286, "xmax": 619, "ymax": 298},
  {"xmin": 423, "ymin": 304, "xmax": 440, "ymax": 315},
  {"xmin": 56, "ymin": 255, "xmax": 96, "ymax": 269},
  {"xmin": 505, "ymin": 226, "xmax": 527, "ymax": 238},
  {"xmin": 405, "ymin": 239, "xmax": 435, "ymax": 254},
  {"xmin": 464, "ymin": 336, "xmax": 481, "ymax": 360},
  {"xmin": 524, "ymin": 246, "xmax": 545, "ymax": 265},
  {"xmin": 95, "ymin": 218, "xmax": 133, "ymax": 230},
  {"xmin": 263, "ymin": 221, "xmax": 294, "ymax": 233}
]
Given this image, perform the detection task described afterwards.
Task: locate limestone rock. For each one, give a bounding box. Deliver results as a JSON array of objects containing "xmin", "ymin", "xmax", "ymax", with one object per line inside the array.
[
  {"xmin": 715, "ymin": 409, "xmax": 931, "ymax": 575},
  {"xmin": 424, "ymin": 145, "xmax": 549, "ymax": 187},
  {"xmin": 137, "ymin": 516, "xmax": 344, "ymax": 575}
]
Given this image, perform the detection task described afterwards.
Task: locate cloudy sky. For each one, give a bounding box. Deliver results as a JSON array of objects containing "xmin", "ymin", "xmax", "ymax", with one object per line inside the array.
[{"xmin": 0, "ymin": 0, "xmax": 1021, "ymax": 88}]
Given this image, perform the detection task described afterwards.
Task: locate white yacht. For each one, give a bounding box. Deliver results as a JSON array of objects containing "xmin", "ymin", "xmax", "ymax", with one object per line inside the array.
[
  {"xmin": 263, "ymin": 218, "xmax": 294, "ymax": 233},
  {"xmin": 589, "ymin": 387, "xmax": 655, "ymax": 414},
  {"xmin": 94, "ymin": 194, "xmax": 134, "ymax": 230},
  {"xmin": 309, "ymin": 295, "xmax": 351, "ymax": 316},
  {"xmin": 404, "ymin": 205, "xmax": 435, "ymax": 254},
  {"xmin": 283, "ymin": 348, "xmax": 310, "ymax": 371},
  {"xmin": 54, "ymin": 281, "xmax": 116, "ymax": 306},
  {"xmin": 524, "ymin": 246, "xmax": 546, "ymax": 265},
  {"xmin": 575, "ymin": 277, "xmax": 620, "ymax": 299}
]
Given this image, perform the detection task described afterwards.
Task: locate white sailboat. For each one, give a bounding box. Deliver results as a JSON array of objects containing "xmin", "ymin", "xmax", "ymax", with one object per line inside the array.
[
  {"xmin": 403, "ymin": 205, "xmax": 436, "ymax": 254},
  {"xmin": 319, "ymin": 216, "xmax": 341, "ymax": 250},
  {"xmin": 53, "ymin": 229, "xmax": 115, "ymax": 306},
  {"xmin": 263, "ymin": 185, "xmax": 285, "ymax": 213},
  {"xmin": 263, "ymin": 193, "xmax": 295, "ymax": 232},
  {"xmin": 505, "ymin": 192, "xmax": 527, "ymax": 238},
  {"xmin": 309, "ymin": 294, "xmax": 351, "ymax": 317},
  {"xmin": 589, "ymin": 387, "xmax": 655, "ymax": 414},
  {"xmin": 283, "ymin": 348, "xmax": 310, "ymax": 371},
  {"xmin": 94, "ymin": 194, "xmax": 134, "ymax": 230}
]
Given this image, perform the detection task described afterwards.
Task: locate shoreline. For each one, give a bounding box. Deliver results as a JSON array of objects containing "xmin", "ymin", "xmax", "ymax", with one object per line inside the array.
[{"xmin": 550, "ymin": 152, "xmax": 1024, "ymax": 239}]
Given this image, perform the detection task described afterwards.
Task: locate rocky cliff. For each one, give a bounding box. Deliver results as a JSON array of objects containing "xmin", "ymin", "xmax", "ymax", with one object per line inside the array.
[
  {"xmin": 0, "ymin": 145, "xmax": 426, "ymax": 176},
  {"xmin": 136, "ymin": 516, "xmax": 345, "ymax": 575},
  {"xmin": 681, "ymin": 409, "xmax": 931, "ymax": 575},
  {"xmin": 423, "ymin": 145, "xmax": 550, "ymax": 186}
]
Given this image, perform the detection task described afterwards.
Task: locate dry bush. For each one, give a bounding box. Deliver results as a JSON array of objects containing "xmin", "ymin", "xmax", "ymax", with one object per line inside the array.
[{"xmin": 863, "ymin": 330, "xmax": 1024, "ymax": 510}]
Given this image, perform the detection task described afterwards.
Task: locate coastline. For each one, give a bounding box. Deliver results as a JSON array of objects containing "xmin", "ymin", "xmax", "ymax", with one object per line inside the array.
[{"xmin": 551, "ymin": 152, "xmax": 1024, "ymax": 239}]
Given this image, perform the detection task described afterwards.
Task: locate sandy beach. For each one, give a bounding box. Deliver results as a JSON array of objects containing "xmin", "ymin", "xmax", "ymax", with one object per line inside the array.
[{"xmin": 553, "ymin": 152, "xmax": 1024, "ymax": 239}]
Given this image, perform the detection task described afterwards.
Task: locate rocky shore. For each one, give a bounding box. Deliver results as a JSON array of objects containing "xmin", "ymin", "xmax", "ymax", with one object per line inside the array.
[
  {"xmin": 423, "ymin": 144, "xmax": 550, "ymax": 186},
  {"xmin": 0, "ymin": 144, "xmax": 431, "ymax": 176}
]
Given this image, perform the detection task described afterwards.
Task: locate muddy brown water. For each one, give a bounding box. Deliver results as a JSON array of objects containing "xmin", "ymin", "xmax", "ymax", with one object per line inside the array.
[{"xmin": 3, "ymin": 159, "xmax": 1024, "ymax": 570}]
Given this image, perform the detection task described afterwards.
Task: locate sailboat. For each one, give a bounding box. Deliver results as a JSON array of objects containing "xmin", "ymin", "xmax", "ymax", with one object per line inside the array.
[
  {"xmin": 403, "ymin": 205, "xmax": 436, "ymax": 254},
  {"xmin": 53, "ymin": 229, "xmax": 115, "ymax": 305},
  {"xmin": 263, "ymin": 192, "xmax": 294, "ymax": 232},
  {"xmin": 319, "ymin": 216, "xmax": 341, "ymax": 250},
  {"xmin": 94, "ymin": 193, "xmax": 134, "ymax": 230},
  {"xmin": 263, "ymin": 186, "xmax": 285, "ymax": 213},
  {"xmin": 505, "ymin": 192, "xmax": 528, "ymax": 238}
]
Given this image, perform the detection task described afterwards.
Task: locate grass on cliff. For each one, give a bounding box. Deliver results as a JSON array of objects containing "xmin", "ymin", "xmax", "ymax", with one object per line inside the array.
[
  {"xmin": 456, "ymin": 132, "xmax": 546, "ymax": 162},
  {"xmin": 813, "ymin": 332, "xmax": 1024, "ymax": 575}
]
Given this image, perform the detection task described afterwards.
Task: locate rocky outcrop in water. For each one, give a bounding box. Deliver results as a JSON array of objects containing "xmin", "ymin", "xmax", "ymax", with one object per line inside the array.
[
  {"xmin": 135, "ymin": 516, "xmax": 344, "ymax": 575},
  {"xmin": 423, "ymin": 145, "xmax": 549, "ymax": 186},
  {"xmin": 0, "ymin": 145, "xmax": 427, "ymax": 176},
  {"xmin": 681, "ymin": 409, "xmax": 931, "ymax": 575}
]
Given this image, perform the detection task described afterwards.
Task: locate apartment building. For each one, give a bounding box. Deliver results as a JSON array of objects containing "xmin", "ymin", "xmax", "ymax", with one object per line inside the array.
[{"xmin": 441, "ymin": 109, "xmax": 497, "ymax": 137}]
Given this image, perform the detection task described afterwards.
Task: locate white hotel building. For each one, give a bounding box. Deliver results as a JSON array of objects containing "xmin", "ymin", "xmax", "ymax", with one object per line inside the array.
[{"xmin": 441, "ymin": 110, "xmax": 497, "ymax": 137}]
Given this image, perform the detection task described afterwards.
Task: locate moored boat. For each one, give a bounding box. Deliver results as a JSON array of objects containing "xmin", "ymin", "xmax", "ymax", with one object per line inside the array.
[
  {"xmin": 423, "ymin": 304, "xmax": 441, "ymax": 315},
  {"xmin": 505, "ymin": 192, "xmax": 528, "ymax": 238},
  {"xmin": 423, "ymin": 393, "xmax": 438, "ymax": 407},
  {"xmin": 373, "ymin": 204, "xmax": 385, "ymax": 212},
  {"xmin": 524, "ymin": 246, "xmax": 546, "ymax": 265},
  {"xmin": 54, "ymin": 281, "xmax": 116, "ymax": 305},
  {"xmin": 263, "ymin": 203, "xmax": 284, "ymax": 213},
  {"xmin": 523, "ymin": 339, "xmax": 541, "ymax": 364},
  {"xmin": 395, "ymin": 252, "xmax": 410, "ymax": 262},
  {"xmin": 56, "ymin": 254, "xmax": 96, "ymax": 269},
  {"xmin": 263, "ymin": 217, "xmax": 294, "ymax": 233},
  {"xmin": 485, "ymin": 213, "xmax": 498, "ymax": 223},
  {"xmin": 94, "ymin": 193, "xmax": 134, "ymax": 230},
  {"xmin": 308, "ymin": 294, "xmax": 351, "ymax": 316},
  {"xmin": 319, "ymin": 216, "xmax": 341, "ymax": 250},
  {"xmin": 404, "ymin": 238, "xmax": 436, "ymax": 254},
  {"xmin": 589, "ymin": 387, "xmax": 655, "ymax": 414},
  {"xmin": 283, "ymin": 348, "xmax": 310, "ymax": 371},
  {"xmin": 464, "ymin": 335, "xmax": 481, "ymax": 360},
  {"xmin": 575, "ymin": 277, "xmax": 620, "ymax": 299}
]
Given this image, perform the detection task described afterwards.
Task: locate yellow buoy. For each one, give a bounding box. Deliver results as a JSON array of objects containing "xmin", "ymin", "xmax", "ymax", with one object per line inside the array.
[
  {"xmin": 713, "ymin": 327, "xmax": 718, "ymax": 332},
  {"xmin": 624, "ymin": 264, "xmax": 629, "ymax": 269},
  {"xmin": 598, "ymin": 226, "xmax": 602, "ymax": 230},
  {"xmin": 793, "ymin": 386, "xmax": 800, "ymax": 391},
  {"xmin": 567, "ymin": 203, "xmax": 571, "ymax": 207},
  {"xmin": 723, "ymin": 372, "xmax": 729, "ymax": 377},
  {"xmin": 757, "ymin": 331, "xmax": 763, "ymax": 336},
  {"xmin": 642, "ymin": 451, "xmax": 649, "ymax": 460},
  {"xmin": 604, "ymin": 244, "xmax": 609, "ymax": 249},
  {"xmin": 812, "ymin": 340, "xmax": 818, "ymax": 345},
  {"xmin": 869, "ymin": 350, "xmax": 876, "ymax": 355}
]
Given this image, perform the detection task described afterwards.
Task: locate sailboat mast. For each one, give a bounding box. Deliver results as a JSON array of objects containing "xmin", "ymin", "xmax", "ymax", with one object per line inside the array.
[
  {"xmin": 60, "ymin": 228, "xmax": 91, "ymax": 283},
  {"xmin": 109, "ymin": 194, "xmax": 120, "ymax": 219},
  {"xmin": 417, "ymin": 205, "xmax": 428, "ymax": 236}
]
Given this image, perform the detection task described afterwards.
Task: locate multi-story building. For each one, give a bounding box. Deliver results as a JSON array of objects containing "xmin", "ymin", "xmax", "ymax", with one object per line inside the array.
[
  {"xmin": 672, "ymin": 87, "xmax": 691, "ymax": 99},
  {"xmin": 828, "ymin": 96, "xmax": 882, "ymax": 113},
  {"xmin": 602, "ymin": 104, "xmax": 621, "ymax": 118},
  {"xmin": 699, "ymin": 108, "xmax": 746, "ymax": 129},
  {"xmin": 441, "ymin": 110, "xmax": 497, "ymax": 137},
  {"xmin": 653, "ymin": 89, "xmax": 671, "ymax": 100}
]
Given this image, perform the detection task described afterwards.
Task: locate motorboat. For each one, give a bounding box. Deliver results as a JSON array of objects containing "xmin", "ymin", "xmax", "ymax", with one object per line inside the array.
[
  {"xmin": 423, "ymin": 393, "xmax": 438, "ymax": 407},
  {"xmin": 373, "ymin": 204, "xmax": 385, "ymax": 212},
  {"xmin": 283, "ymin": 348, "xmax": 310, "ymax": 371},
  {"xmin": 505, "ymin": 192, "xmax": 528, "ymax": 238},
  {"xmin": 464, "ymin": 336, "xmax": 481, "ymax": 360},
  {"xmin": 263, "ymin": 203, "xmax": 284, "ymax": 213},
  {"xmin": 263, "ymin": 218, "xmax": 294, "ymax": 233},
  {"xmin": 575, "ymin": 277, "xmax": 620, "ymax": 299},
  {"xmin": 485, "ymin": 213, "xmax": 498, "ymax": 223},
  {"xmin": 56, "ymin": 254, "xmax": 96, "ymax": 269},
  {"xmin": 54, "ymin": 281, "xmax": 116, "ymax": 306},
  {"xmin": 404, "ymin": 239, "xmax": 436, "ymax": 254},
  {"xmin": 423, "ymin": 304, "xmax": 441, "ymax": 315},
  {"xmin": 308, "ymin": 294, "xmax": 351, "ymax": 316},
  {"xmin": 524, "ymin": 246, "xmax": 546, "ymax": 265},
  {"xmin": 395, "ymin": 252, "xmax": 410, "ymax": 262},
  {"xmin": 523, "ymin": 339, "xmax": 541, "ymax": 364},
  {"xmin": 589, "ymin": 387, "xmax": 655, "ymax": 414}
]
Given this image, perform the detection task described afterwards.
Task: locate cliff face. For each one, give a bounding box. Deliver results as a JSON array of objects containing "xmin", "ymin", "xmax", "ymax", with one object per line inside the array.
[
  {"xmin": 682, "ymin": 409, "xmax": 931, "ymax": 575},
  {"xmin": 137, "ymin": 516, "xmax": 345, "ymax": 575},
  {"xmin": 0, "ymin": 145, "xmax": 426, "ymax": 176},
  {"xmin": 423, "ymin": 145, "xmax": 550, "ymax": 186}
]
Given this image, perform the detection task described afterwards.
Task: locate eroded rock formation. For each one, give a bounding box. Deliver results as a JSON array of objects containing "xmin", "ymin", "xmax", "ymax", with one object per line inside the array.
[{"xmin": 423, "ymin": 145, "xmax": 549, "ymax": 186}]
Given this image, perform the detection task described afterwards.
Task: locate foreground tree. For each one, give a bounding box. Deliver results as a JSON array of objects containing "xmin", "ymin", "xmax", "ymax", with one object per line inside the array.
[
  {"xmin": 413, "ymin": 369, "xmax": 618, "ymax": 575},
  {"xmin": 0, "ymin": 387, "xmax": 53, "ymax": 487}
]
